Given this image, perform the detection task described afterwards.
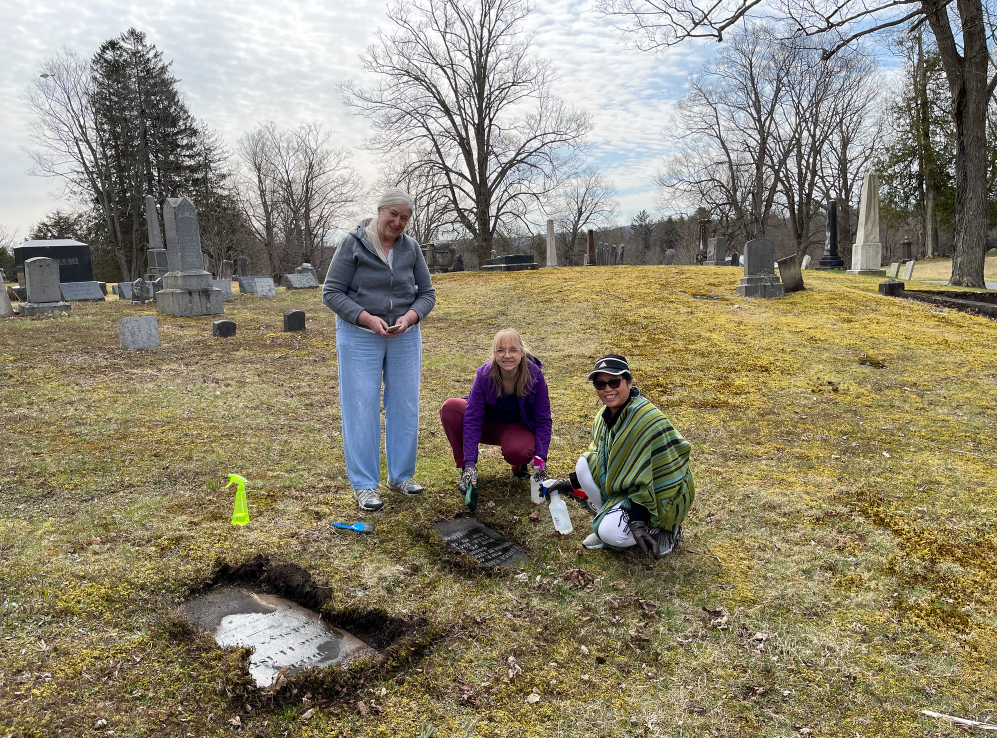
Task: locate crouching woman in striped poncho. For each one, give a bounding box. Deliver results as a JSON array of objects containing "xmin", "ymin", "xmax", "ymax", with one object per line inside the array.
[{"xmin": 545, "ymin": 354, "xmax": 694, "ymax": 557}]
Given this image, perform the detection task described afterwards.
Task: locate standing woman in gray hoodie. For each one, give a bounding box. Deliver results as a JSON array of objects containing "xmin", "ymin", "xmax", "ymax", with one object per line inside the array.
[{"xmin": 322, "ymin": 189, "xmax": 437, "ymax": 511}]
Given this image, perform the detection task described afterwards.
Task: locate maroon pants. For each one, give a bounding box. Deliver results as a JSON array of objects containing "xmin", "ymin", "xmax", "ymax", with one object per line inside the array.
[{"xmin": 440, "ymin": 397, "xmax": 536, "ymax": 470}]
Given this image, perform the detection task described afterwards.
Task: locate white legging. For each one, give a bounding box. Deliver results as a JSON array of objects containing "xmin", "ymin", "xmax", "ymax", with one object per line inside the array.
[{"xmin": 575, "ymin": 456, "xmax": 639, "ymax": 548}]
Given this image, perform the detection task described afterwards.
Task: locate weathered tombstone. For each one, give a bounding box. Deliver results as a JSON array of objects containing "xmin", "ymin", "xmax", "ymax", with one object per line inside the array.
[
  {"xmin": 450, "ymin": 254, "xmax": 464, "ymax": 272},
  {"xmin": 546, "ymin": 218, "xmax": 557, "ymax": 267},
  {"xmin": 60, "ymin": 281, "xmax": 106, "ymax": 302},
  {"xmin": 114, "ymin": 282, "xmax": 131, "ymax": 299},
  {"xmin": 818, "ymin": 199, "xmax": 845, "ymax": 270},
  {"xmin": 0, "ymin": 280, "xmax": 13, "ymax": 318},
  {"xmin": 157, "ymin": 197, "xmax": 223, "ymax": 317},
  {"xmin": 217, "ymin": 259, "xmax": 234, "ymax": 282},
  {"xmin": 236, "ymin": 257, "xmax": 251, "ymax": 279},
  {"xmin": 902, "ymin": 260, "xmax": 916, "ymax": 280},
  {"xmin": 800, "ymin": 254, "xmax": 812, "ymax": 270},
  {"xmin": 283, "ymin": 310, "xmax": 306, "ymax": 332},
  {"xmin": 736, "ymin": 240, "xmax": 785, "ymax": 298},
  {"xmin": 19, "ymin": 257, "xmax": 71, "ymax": 315},
  {"xmin": 145, "ymin": 196, "xmax": 169, "ymax": 280},
  {"xmin": 847, "ymin": 173, "xmax": 886, "ymax": 275},
  {"xmin": 212, "ymin": 320, "xmax": 236, "ymax": 338},
  {"xmin": 729, "ymin": 251, "xmax": 740, "ymax": 268},
  {"xmin": 664, "ymin": 248, "xmax": 675, "ymax": 265},
  {"xmin": 433, "ymin": 518, "xmax": 527, "ymax": 567},
  {"xmin": 253, "ymin": 277, "xmax": 277, "ymax": 297},
  {"xmin": 212, "ymin": 279, "xmax": 233, "ymax": 301},
  {"xmin": 696, "ymin": 219, "xmax": 711, "ymax": 263},
  {"xmin": 281, "ymin": 273, "xmax": 320, "ymax": 290},
  {"xmin": 879, "ymin": 280, "xmax": 905, "ymax": 297},
  {"xmin": 202, "ymin": 253, "xmax": 214, "ymax": 276},
  {"xmin": 491, "ymin": 249, "xmax": 498, "ymax": 259},
  {"xmin": 118, "ymin": 316, "xmax": 160, "ymax": 350},
  {"xmin": 586, "ymin": 230, "xmax": 596, "ymax": 266},
  {"xmin": 132, "ymin": 278, "xmax": 151, "ymax": 305},
  {"xmin": 900, "ymin": 238, "xmax": 913, "ymax": 262},
  {"xmin": 294, "ymin": 262, "xmax": 318, "ymax": 280},
  {"xmin": 887, "ymin": 263, "xmax": 901, "ymax": 278},
  {"xmin": 238, "ymin": 276, "xmax": 257, "ymax": 294},
  {"xmin": 705, "ymin": 237, "xmax": 727, "ymax": 266},
  {"xmin": 776, "ymin": 255, "xmax": 805, "ymax": 293}
]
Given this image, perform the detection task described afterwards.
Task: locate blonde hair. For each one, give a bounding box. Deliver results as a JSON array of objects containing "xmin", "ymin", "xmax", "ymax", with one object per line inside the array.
[{"xmin": 488, "ymin": 329, "xmax": 535, "ymax": 397}]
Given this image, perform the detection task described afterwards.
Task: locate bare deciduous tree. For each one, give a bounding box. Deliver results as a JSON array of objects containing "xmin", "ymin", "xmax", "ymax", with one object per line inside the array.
[
  {"xmin": 549, "ymin": 168, "xmax": 618, "ymax": 265},
  {"xmin": 237, "ymin": 122, "xmax": 363, "ymax": 275},
  {"xmin": 602, "ymin": 0, "xmax": 996, "ymax": 286},
  {"xmin": 344, "ymin": 0, "xmax": 590, "ymax": 265}
]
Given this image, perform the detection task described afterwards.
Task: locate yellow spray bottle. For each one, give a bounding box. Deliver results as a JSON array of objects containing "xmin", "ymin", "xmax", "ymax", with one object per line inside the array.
[{"xmin": 226, "ymin": 474, "xmax": 249, "ymax": 526}]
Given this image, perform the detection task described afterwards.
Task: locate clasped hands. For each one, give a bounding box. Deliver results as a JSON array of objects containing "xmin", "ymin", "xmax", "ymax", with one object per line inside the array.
[{"xmin": 358, "ymin": 309, "xmax": 419, "ymax": 337}]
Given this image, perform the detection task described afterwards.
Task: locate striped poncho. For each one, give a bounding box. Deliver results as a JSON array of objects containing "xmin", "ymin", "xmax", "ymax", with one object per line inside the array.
[{"xmin": 583, "ymin": 395, "xmax": 694, "ymax": 534}]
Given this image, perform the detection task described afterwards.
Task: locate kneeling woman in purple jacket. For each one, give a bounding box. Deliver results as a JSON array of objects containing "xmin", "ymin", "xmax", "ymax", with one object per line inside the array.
[{"xmin": 440, "ymin": 329, "xmax": 552, "ymax": 507}]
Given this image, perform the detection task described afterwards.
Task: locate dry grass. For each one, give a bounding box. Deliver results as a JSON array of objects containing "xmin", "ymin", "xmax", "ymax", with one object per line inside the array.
[
  {"xmin": 1, "ymin": 266, "xmax": 995, "ymax": 737},
  {"xmin": 903, "ymin": 253, "xmax": 997, "ymax": 282}
]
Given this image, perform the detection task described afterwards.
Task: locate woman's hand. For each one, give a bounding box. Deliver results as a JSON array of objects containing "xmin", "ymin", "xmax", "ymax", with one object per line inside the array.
[
  {"xmin": 389, "ymin": 309, "xmax": 420, "ymax": 336},
  {"xmin": 357, "ymin": 310, "xmax": 392, "ymax": 337}
]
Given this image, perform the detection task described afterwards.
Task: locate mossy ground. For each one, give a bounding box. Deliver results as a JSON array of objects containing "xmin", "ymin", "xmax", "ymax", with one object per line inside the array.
[{"xmin": 1, "ymin": 265, "xmax": 995, "ymax": 737}]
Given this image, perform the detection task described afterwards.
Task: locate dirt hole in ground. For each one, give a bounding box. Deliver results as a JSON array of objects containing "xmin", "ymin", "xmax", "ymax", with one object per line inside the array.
[{"xmin": 182, "ymin": 556, "xmax": 427, "ymax": 689}]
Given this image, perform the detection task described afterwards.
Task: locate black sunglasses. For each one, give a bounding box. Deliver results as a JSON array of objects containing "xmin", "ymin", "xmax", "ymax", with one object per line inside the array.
[{"xmin": 592, "ymin": 377, "xmax": 623, "ymax": 391}]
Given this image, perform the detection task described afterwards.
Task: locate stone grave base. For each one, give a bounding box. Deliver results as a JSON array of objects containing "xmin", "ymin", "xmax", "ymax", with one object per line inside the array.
[
  {"xmin": 18, "ymin": 301, "xmax": 71, "ymax": 316},
  {"xmin": 736, "ymin": 276, "xmax": 785, "ymax": 298},
  {"xmin": 157, "ymin": 288, "xmax": 223, "ymax": 317}
]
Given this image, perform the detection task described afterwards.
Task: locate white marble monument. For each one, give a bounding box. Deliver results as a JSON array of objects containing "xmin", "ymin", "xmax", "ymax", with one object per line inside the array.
[{"xmin": 847, "ymin": 172, "xmax": 886, "ymax": 276}]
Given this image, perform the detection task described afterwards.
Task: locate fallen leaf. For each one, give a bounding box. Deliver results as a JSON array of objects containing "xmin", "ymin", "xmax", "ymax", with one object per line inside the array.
[
  {"xmin": 580, "ymin": 645, "xmax": 590, "ymax": 656},
  {"xmin": 357, "ymin": 701, "xmax": 367, "ymax": 716},
  {"xmin": 529, "ymin": 511, "xmax": 540, "ymax": 522},
  {"xmin": 227, "ymin": 716, "xmax": 241, "ymax": 729},
  {"xmin": 611, "ymin": 580, "xmax": 626, "ymax": 590},
  {"xmin": 525, "ymin": 692, "xmax": 541, "ymax": 704},
  {"xmin": 95, "ymin": 718, "xmax": 107, "ymax": 729}
]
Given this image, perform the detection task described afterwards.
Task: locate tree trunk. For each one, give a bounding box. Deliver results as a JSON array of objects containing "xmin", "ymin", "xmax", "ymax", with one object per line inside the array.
[{"xmin": 916, "ymin": 32, "xmax": 940, "ymax": 259}]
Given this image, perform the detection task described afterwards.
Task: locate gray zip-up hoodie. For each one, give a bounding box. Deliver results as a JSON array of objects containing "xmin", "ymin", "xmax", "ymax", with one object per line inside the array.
[{"xmin": 322, "ymin": 219, "xmax": 436, "ymax": 326}]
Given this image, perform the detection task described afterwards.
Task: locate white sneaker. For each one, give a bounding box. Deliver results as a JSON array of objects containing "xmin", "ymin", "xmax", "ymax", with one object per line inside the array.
[
  {"xmin": 652, "ymin": 526, "xmax": 681, "ymax": 556},
  {"xmin": 353, "ymin": 488, "xmax": 384, "ymax": 511},
  {"xmin": 386, "ymin": 477, "xmax": 424, "ymax": 495},
  {"xmin": 582, "ymin": 533, "xmax": 604, "ymax": 549}
]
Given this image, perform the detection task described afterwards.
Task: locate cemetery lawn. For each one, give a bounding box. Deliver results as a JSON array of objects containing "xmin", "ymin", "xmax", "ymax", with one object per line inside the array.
[
  {"xmin": 1, "ymin": 266, "xmax": 995, "ymax": 738},
  {"xmin": 906, "ymin": 252, "xmax": 997, "ymax": 283}
]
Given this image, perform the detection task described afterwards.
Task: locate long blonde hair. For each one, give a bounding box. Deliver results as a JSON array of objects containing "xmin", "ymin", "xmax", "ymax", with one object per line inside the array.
[{"xmin": 488, "ymin": 328, "xmax": 535, "ymax": 397}]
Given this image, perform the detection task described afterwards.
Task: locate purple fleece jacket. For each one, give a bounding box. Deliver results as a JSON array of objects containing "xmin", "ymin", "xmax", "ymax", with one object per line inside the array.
[{"xmin": 462, "ymin": 356, "xmax": 553, "ymax": 465}]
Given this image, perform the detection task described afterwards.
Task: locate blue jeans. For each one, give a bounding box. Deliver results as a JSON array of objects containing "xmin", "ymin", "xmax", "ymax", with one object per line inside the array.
[{"xmin": 335, "ymin": 316, "xmax": 422, "ymax": 489}]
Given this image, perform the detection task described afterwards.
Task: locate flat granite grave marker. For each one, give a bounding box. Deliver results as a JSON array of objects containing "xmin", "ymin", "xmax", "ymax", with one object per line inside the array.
[
  {"xmin": 60, "ymin": 281, "xmax": 106, "ymax": 302},
  {"xmin": 281, "ymin": 273, "xmax": 320, "ymax": 290},
  {"xmin": 118, "ymin": 316, "xmax": 160, "ymax": 350},
  {"xmin": 183, "ymin": 586, "xmax": 378, "ymax": 688},
  {"xmin": 253, "ymin": 277, "xmax": 277, "ymax": 297},
  {"xmin": 776, "ymin": 255, "xmax": 805, "ymax": 293},
  {"xmin": 284, "ymin": 310, "xmax": 306, "ymax": 332},
  {"xmin": 213, "ymin": 320, "xmax": 236, "ymax": 338},
  {"xmin": 433, "ymin": 518, "xmax": 527, "ymax": 567}
]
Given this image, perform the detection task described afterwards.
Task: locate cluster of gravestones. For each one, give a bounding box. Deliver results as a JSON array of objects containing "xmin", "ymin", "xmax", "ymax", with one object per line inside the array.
[{"xmin": 118, "ymin": 310, "xmax": 310, "ymax": 350}]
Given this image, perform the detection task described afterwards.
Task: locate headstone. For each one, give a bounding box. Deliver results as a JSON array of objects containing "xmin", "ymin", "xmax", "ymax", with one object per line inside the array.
[
  {"xmin": 900, "ymin": 238, "xmax": 913, "ymax": 262},
  {"xmin": 20, "ymin": 257, "xmax": 72, "ymax": 315},
  {"xmin": 450, "ymin": 254, "xmax": 464, "ymax": 272},
  {"xmin": 218, "ymin": 259, "xmax": 234, "ymax": 282},
  {"xmin": 776, "ymin": 255, "xmax": 805, "ymax": 293},
  {"xmin": 800, "ymin": 254, "xmax": 812, "ymax": 270},
  {"xmin": 202, "ymin": 253, "xmax": 214, "ymax": 276},
  {"xmin": 818, "ymin": 199, "xmax": 845, "ymax": 269},
  {"xmin": 887, "ymin": 263, "xmax": 901, "ymax": 278},
  {"xmin": 729, "ymin": 252, "xmax": 740, "ymax": 268},
  {"xmin": 146, "ymin": 249, "xmax": 169, "ymax": 280},
  {"xmin": 236, "ymin": 257, "xmax": 251, "ymax": 278},
  {"xmin": 60, "ymin": 281, "xmax": 105, "ymax": 302},
  {"xmin": 283, "ymin": 310, "xmax": 306, "ymax": 332},
  {"xmin": 146, "ymin": 195, "xmax": 164, "ymax": 250},
  {"xmin": 586, "ymin": 230, "xmax": 596, "ymax": 266},
  {"xmin": 480, "ymin": 254, "xmax": 538, "ymax": 272},
  {"xmin": 879, "ymin": 280, "xmax": 905, "ymax": 296},
  {"xmin": 433, "ymin": 518, "xmax": 527, "ymax": 567},
  {"xmin": 294, "ymin": 262, "xmax": 318, "ymax": 281},
  {"xmin": 118, "ymin": 316, "xmax": 160, "ymax": 350},
  {"xmin": 238, "ymin": 276, "xmax": 257, "ymax": 294},
  {"xmin": 114, "ymin": 282, "xmax": 132, "ymax": 299},
  {"xmin": 664, "ymin": 248, "xmax": 675, "ymax": 265},
  {"xmin": 696, "ymin": 219, "xmax": 711, "ymax": 263},
  {"xmin": 157, "ymin": 197, "xmax": 223, "ymax": 317},
  {"xmin": 902, "ymin": 260, "xmax": 916, "ymax": 280},
  {"xmin": 491, "ymin": 249, "xmax": 498, "ymax": 259},
  {"xmin": 736, "ymin": 240, "xmax": 785, "ymax": 298},
  {"xmin": 253, "ymin": 277, "xmax": 277, "ymax": 297},
  {"xmin": 11, "ymin": 286, "xmax": 26, "ymax": 302},
  {"xmin": 183, "ymin": 586, "xmax": 377, "ymax": 688},
  {"xmin": 546, "ymin": 219, "xmax": 557, "ymax": 267},
  {"xmin": 212, "ymin": 320, "xmax": 236, "ymax": 338},
  {"xmin": 212, "ymin": 279, "xmax": 233, "ymax": 301},
  {"xmin": 132, "ymin": 279, "xmax": 152, "ymax": 305},
  {"xmin": 847, "ymin": 173, "xmax": 886, "ymax": 275},
  {"xmin": 281, "ymin": 273, "xmax": 320, "ymax": 290},
  {"xmin": 0, "ymin": 281, "xmax": 13, "ymax": 318},
  {"xmin": 705, "ymin": 237, "xmax": 727, "ymax": 266}
]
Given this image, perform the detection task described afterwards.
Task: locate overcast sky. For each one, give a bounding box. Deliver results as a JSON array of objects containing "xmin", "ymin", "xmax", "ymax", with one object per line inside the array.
[{"xmin": 0, "ymin": 0, "xmax": 710, "ymax": 239}]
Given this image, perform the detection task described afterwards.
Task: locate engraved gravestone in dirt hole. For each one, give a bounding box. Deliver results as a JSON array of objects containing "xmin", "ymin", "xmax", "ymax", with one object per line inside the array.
[
  {"xmin": 183, "ymin": 586, "xmax": 378, "ymax": 687},
  {"xmin": 433, "ymin": 518, "xmax": 527, "ymax": 567}
]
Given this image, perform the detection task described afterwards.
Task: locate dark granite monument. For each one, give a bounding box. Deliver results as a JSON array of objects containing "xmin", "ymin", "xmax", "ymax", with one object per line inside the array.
[
  {"xmin": 433, "ymin": 518, "xmax": 527, "ymax": 567},
  {"xmin": 14, "ymin": 240, "xmax": 94, "ymax": 285}
]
